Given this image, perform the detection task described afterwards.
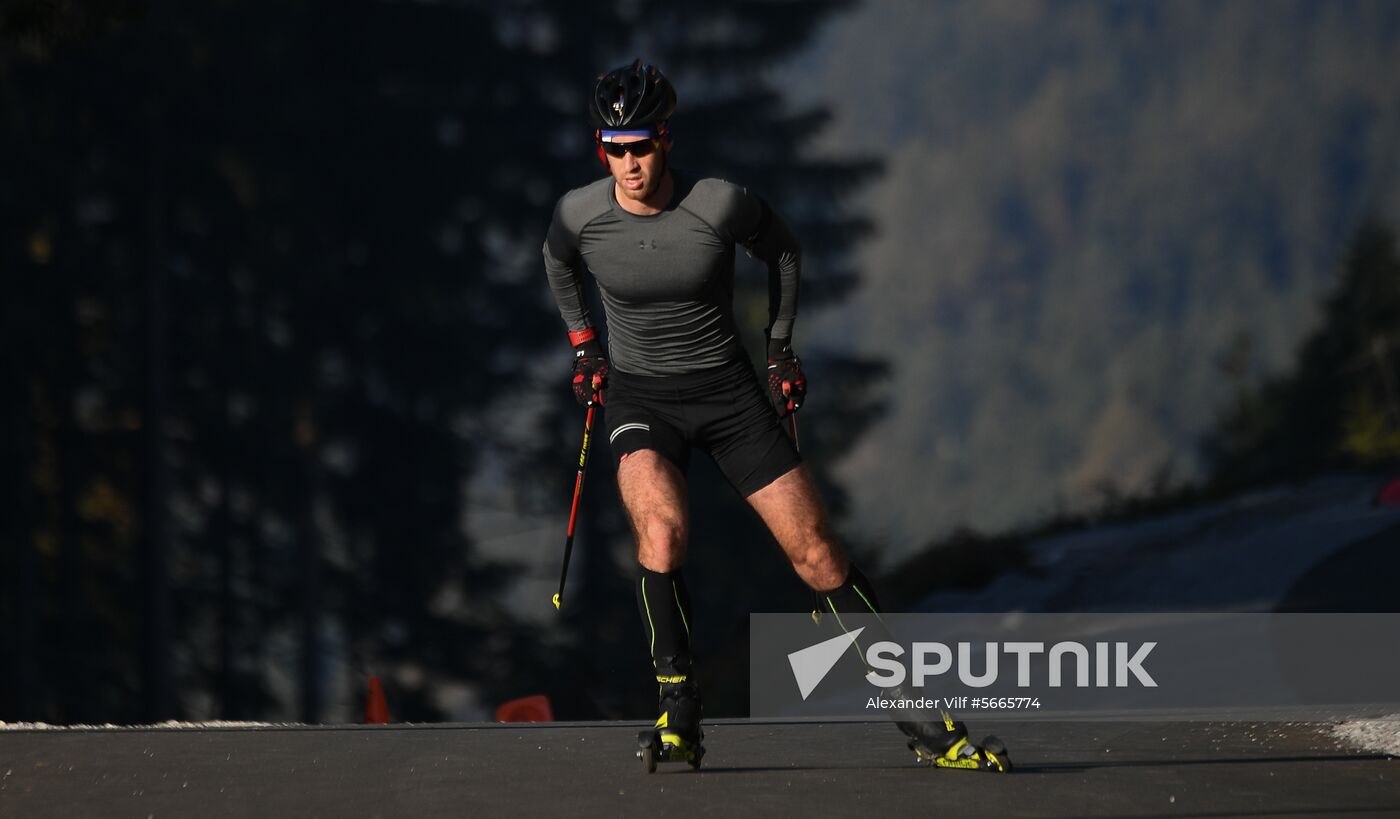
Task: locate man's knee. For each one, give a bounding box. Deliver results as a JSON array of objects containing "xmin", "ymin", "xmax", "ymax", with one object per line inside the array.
[
  {"xmin": 638, "ymin": 515, "xmax": 685, "ymax": 553},
  {"xmin": 792, "ymin": 539, "xmax": 847, "ymax": 589},
  {"xmin": 631, "ymin": 504, "xmax": 687, "ymax": 572},
  {"xmin": 788, "ymin": 513, "xmax": 838, "ymax": 562},
  {"xmin": 639, "ymin": 540, "xmax": 685, "ymax": 573}
]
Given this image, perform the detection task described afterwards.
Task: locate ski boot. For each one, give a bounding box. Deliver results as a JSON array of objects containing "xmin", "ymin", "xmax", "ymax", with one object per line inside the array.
[
  {"xmin": 637, "ymin": 681, "xmax": 704, "ymax": 773},
  {"xmin": 899, "ymin": 712, "xmax": 1011, "ymax": 772}
]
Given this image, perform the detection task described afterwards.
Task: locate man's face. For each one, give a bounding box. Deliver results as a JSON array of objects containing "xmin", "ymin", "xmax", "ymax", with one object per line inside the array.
[{"xmin": 602, "ymin": 136, "xmax": 666, "ymax": 201}]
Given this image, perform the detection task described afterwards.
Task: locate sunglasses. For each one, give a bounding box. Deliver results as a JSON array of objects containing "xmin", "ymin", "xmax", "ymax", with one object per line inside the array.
[{"xmin": 600, "ymin": 138, "xmax": 661, "ymax": 158}]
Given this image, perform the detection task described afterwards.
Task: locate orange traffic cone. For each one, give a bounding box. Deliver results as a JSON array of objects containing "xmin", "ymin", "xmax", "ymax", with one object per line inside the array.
[
  {"xmin": 495, "ymin": 694, "xmax": 554, "ymax": 723},
  {"xmin": 365, "ymin": 676, "xmax": 390, "ymax": 724}
]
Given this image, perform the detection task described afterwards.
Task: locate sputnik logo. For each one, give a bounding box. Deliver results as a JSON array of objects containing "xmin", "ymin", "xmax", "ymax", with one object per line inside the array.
[{"xmin": 787, "ymin": 627, "xmax": 864, "ymax": 701}]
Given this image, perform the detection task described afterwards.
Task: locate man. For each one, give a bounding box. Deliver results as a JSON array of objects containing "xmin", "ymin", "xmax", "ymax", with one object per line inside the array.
[{"xmin": 543, "ymin": 59, "xmax": 1008, "ymax": 772}]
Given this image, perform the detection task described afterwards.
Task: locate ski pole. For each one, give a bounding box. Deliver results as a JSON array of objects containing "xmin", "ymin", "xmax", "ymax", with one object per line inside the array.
[{"xmin": 552, "ymin": 391, "xmax": 597, "ymax": 610}]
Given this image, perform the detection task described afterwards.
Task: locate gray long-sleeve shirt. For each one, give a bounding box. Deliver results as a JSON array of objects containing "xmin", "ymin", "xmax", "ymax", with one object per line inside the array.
[{"xmin": 543, "ymin": 171, "xmax": 800, "ymax": 376}]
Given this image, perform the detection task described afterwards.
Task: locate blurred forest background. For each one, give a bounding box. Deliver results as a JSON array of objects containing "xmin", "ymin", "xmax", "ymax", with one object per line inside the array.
[
  {"xmin": 2, "ymin": 0, "xmax": 1398, "ymax": 726},
  {"xmin": 789, "ymin": 0, "xmax": 1400, "ymax": 546}
]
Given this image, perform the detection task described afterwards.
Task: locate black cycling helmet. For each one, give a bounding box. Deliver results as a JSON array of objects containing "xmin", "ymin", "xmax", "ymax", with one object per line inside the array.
[{"xmin": 589, "ymin": 59, "xmax": 676, "ymax": 131}]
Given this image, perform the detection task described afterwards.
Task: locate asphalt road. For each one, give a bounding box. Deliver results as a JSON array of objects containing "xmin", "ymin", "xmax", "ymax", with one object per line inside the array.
[{"xmin": 1, "ymin": 720, "xmax": 1396, "ymax": 818}]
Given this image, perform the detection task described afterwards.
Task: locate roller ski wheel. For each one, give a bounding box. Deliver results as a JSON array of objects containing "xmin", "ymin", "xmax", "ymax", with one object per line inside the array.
[
  {"xmin": 912, "ymin": 733, "xmax": 1011, "ymax": 772},
  {"xmin": 635, "ymin": 727, "xmax": 704, "ymax": 773},
  {"xmin": 905, "ymin": 719, "xmax": 1012, "ymax": 773},
  {"xmin": 637, "ymin": 680, "xmax": 704, "ymax": 773}
]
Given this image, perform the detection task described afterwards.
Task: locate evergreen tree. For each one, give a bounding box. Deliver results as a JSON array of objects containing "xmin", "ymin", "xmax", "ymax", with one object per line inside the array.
[{"xmin": 1206, "ymin": 223, "xmax": 1400, "ymax": 486}]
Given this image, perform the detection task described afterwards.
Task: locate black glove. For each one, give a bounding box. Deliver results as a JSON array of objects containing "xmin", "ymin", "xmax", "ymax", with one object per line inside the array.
[
  {"xmin": 765, "ymin": 335, "xmax": 806, "ymax": 417},
  {"xmin": 571, "ymin": 337, "xmax": 608, "ymax": 405}
]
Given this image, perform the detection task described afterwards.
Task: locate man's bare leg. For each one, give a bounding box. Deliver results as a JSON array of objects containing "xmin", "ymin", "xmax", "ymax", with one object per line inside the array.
[
  {"xmin": 748, "ymin": 463, "xmax": 1011, "ymax": 770},
  {"xmin": 617, "ymin": 449, "xmax": 688, "ymax": 570},
  {"xmin": 746, "ymin": 464, "xmax": 850, "ymax": 591},
  {"xmin": 617, "ymin": 449, "xmax": 702, "ymax": 752}
]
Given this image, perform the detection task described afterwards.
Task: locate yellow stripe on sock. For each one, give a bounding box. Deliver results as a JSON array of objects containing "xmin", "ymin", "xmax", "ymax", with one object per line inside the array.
[
  {"xmin": 824, "ymin": 598, "xmax": 869, "ymax": 664},
  {"xmin": 672, "ymin": 580, "xmax": 690, "ymax": 638},
  {"xmin": 641, "ymin": 577, "xmax": 656, "ymax": 657}
]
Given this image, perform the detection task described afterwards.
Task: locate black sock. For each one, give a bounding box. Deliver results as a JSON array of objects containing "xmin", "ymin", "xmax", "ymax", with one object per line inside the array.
[
  {"xmin": 821, "ymin": 563, "xmax": 883, "ymax": 616},
  {"xmin": 818, "ymin": 566, "xmax": 954, "ymax": 734},
  {"xmin": 817, "ymin": 564, "xmax": 895, "ymax": 678},
  {"xmin": 636, "ymin": 567, "xmax": 694, "ymax": 682}
]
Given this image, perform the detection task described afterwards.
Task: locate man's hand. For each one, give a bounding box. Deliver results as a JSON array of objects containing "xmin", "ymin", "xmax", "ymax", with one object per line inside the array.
[
  {"xmin": 765, "ymin": 335, "xmax": 806, "ymax": 417},
  {"xmin": 571, "ymin": 336, "xmax": 608, "ymax": 405}
]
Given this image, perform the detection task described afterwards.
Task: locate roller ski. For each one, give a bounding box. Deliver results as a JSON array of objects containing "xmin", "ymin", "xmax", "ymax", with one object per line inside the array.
[
  {"xmin": 636, "ymin": 682, "xmax": 704, "ymax": 773},
  {"xmin": 900, "ymin": 711, "xmax": 1011, "ymax": 772}
]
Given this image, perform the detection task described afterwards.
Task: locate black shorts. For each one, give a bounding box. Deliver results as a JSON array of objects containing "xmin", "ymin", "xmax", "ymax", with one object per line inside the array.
[{"xmin": 603, "ymin": 355, "xmax": 803, "ymax": 497}]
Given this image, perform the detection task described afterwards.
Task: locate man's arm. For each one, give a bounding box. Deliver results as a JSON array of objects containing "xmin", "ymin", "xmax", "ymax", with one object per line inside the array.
[
  {"xmin": 543, "ymin": 199, "xmax": 593, "ymax": 339},
  {"xmin": 737, "ymin": 194, "xmax": 802, "ymax": 345},
  {"xmin": 724, "ymin": 186, "xmax": 806, "ymax": 415},
  {"xmin": 543, "ymin": 197, "xmax": 608, "ymax": 404}
]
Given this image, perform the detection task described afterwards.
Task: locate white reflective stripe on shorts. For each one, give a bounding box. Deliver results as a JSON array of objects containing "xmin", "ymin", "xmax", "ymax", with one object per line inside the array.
[{"xmin": 609, "ymin": 422, "xmax": 650, "ymax": 444}]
